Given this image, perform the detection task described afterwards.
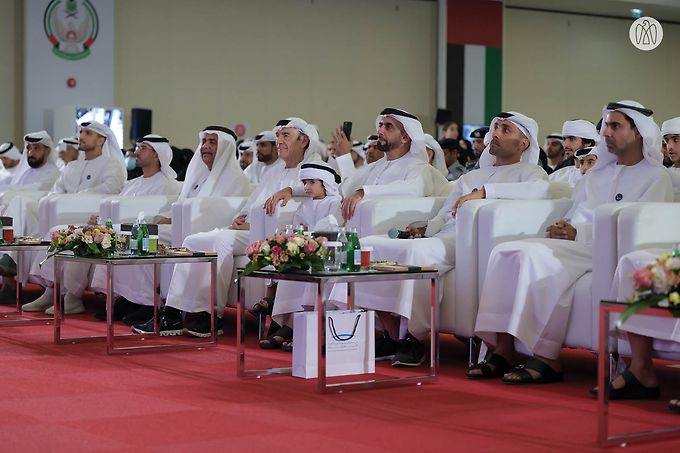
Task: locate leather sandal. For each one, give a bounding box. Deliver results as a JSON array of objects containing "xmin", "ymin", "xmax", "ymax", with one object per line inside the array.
[
  {"xmin": 259, "ymin": 325, "xmax": 293, "ymax": 349},
  {"xmin": 501, "ymin": 357, "xmax": 563, "ymax": 385},
  {"xmin": 669, "ymin": 397, "xmax": 680, "ymax": 413},
  {"xmin": 466, "ymin": 353, "xmax": 513, "ymax": 380},
  {"xmin": 589, "ymin": 369, "xmax": 660, "ymax": 400}
]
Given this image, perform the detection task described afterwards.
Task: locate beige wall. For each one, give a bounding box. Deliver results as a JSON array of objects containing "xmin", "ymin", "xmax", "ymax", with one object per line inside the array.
[
  {"xmin": 0, "ymin": 0, "xmax": 23, "ymax": 145},
  {"xmin": 504, "ymin": 8, "xmax": 680, "ymax": 138},
  {"xmin": 115, "ymin": 0, "xmax": 437, "ymax": 148}
]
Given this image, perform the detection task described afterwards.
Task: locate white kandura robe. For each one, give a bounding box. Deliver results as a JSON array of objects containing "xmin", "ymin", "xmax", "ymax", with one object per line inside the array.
[
  {"xmin": 475, "ymin": 160, "xmax": 674, "ymax": 360},
  {"xmin": 609, "ymin": 248, "xmax": 680, "ymax": 354},
  {"xmin": 329, "ymin": 163, "xmax": 549, "ymax": 340},
  {"xmin": 668, "ymin": 167, "xmax": 680, "ymax": 195},
  {"xmin": 244, "ymin": 160, "xmax": 266, "ymax": 184},
  {"xmin": 33, "ymin": 172, "xmax": 181, "ymax": 299},
  {"xmin": 165, "ymin": 152, "xmax": 321, "ymax": 314},
  {"xmin": 271, "ymin": 195, "xmax": 343, "ymax": 325},
  {"xmin": 0, "ymin": 166, "xmax": 18, "ymax": 186},
  {"xmin": 549, "ymin": 165, "xmax": 582, "ymax": 187}
]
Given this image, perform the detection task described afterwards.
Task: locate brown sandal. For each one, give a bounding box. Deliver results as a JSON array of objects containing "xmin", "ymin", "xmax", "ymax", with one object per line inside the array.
[{"xmin": 250, "ymin": 297, "xmax": 274, "ymax": 316}]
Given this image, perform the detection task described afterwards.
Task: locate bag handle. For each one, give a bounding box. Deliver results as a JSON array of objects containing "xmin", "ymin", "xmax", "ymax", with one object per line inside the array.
[{"xmin": 328, "ymin": 313, "xmax": 362, "ymax": 342}]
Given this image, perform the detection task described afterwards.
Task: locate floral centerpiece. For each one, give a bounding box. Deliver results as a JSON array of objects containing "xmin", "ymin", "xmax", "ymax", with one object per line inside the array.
[
  {"xmin": 619, "ymin": 249, "xmax": 680, "ymax": 324},
  {"xmin": 41, "ymin": 224, "xmax": 116, "ymax": 264},
  {"xmin": 243, "ymin": 233, "xmax": 326, "ymax": 275}
]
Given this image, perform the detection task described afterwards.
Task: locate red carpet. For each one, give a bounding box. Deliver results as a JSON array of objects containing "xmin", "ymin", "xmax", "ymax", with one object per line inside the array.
[{"xmin": 1, "ymin": 287, "xmax": 680, "ymax": 452}]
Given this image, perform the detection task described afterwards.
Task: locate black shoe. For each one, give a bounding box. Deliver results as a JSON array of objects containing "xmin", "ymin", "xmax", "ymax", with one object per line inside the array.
[
  {"xmin": 392, "ymin": 333, "xmax": 426, "ymax": 367},
  {"xmin": 131, "ymin": 306, "xmax": 183, "ymax": 336},
  {"xmin": 185, "ymin": 311, "xmax": 224, "ymax": 338},
  {"xmin": 94, "ymin": 297, "xmax": 141, "ymax": 321},
  {"xmin": 122, "ymin": 305, "xmax": 155, "ymax": 326},
  {"xmin": 0, "ymin": 283, "xmax": 17, "ymax": 305},
  {"xmin": 375, "ymin": 331, "xmax": 399, "ymax": 360}
]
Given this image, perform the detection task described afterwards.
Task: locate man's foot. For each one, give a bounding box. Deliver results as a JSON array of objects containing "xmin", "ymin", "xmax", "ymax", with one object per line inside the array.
[
  {"xmin": 122, "ymin": 305, "xmax": 155, "ymax": 326},
  {"xmin": 94, "ymin": 297, "xmax": 140, "ymax": 322},
  {"xmin": 249, "ymin": 297, "xmax": 274, "ymax": 316},
  {"xmin": 22, "ymin": 288, "xmax": 54, "ymax": 312},
  {"xmin": 669, "ymin": 398, "xmax": 680, "ymax": 414},
  {"xmin": 184, "ymin": 311, "xmax": 224, "ymax": 338},
  {"xmin": 375, "ymin": 330, "xmax": 399, "ymax": 360},
  {"xmin": 466, "ymin": 353, "xmax": 513, "ymax": 379},
  {"xmin": 131, "ymin": 306, "xmax": 183, "ymax": 336},
  {"xmin": 46, "ymin": 293, "xmax": 85, "ymax": 315},
  {"xmin": 260, "ymin": 325, "xmax": 293, "ymax": 349},
  {"xmin": 0, "ymin": 282, "xmax": 17, "ymax": 305},
  {"xmin": 392, "ymin": 333, "xmax": 425, "ymax": 367},
  {"xmin": 589, "ymin": 368, "xmax": 660, "ymax": 400},
  {"xmin": 501, "ymin": 357, "xmax": 563, "ymax": 384},
  {"xmin": 0, "ymin": 255, "xmax": 17, "ymax": 277}
]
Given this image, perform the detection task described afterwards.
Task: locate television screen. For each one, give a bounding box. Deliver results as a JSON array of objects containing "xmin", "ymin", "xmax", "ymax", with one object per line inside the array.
[
  {"xmin": 462, "ymin": 123, "xmax": 487, "ymax": 142},
  {"xmin": 75, "ymin": 107, "xmax": 124, "ymax": 147}
]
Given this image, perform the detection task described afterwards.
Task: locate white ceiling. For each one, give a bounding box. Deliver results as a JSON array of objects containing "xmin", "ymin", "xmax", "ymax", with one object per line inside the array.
[{"xmin": 502, "ymin": 0, "xmax": 680, "ymax": 22}]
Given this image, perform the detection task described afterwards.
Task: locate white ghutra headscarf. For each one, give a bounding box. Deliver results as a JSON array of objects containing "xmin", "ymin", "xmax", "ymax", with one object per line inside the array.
[
  {"xmin": 374, "ymin": 108, "xmax": 427, "ymax": 162},
  {"xmin": 479, "ymin": 111, "xmax": 540, "ymax": 168},
  {"xmin": 12, "ymin": 130, "xmax": 59, "ymax": 184}
]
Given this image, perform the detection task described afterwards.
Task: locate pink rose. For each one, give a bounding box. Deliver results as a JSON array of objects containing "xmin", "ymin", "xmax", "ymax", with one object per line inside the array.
[{"xmin": 632, "ymin": 269, "xmax": 653, "ymax": 289}]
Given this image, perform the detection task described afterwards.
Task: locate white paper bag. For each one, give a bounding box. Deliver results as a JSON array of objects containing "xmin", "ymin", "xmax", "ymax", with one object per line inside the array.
[{"xmin": 292, "ymin": 309, "xmax": 375, "ymax": 379}]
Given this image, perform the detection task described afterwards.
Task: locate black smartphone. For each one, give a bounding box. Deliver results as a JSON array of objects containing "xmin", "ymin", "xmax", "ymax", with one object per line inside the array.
[{"xmin": 342, "ymin": 121, "xmax": 353, "ymax": 140}]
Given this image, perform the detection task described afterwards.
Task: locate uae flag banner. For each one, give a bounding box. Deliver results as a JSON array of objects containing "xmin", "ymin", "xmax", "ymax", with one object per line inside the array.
[{"xmin": 446, "ymin": 0, "xmax": 503, "ymax": 126}]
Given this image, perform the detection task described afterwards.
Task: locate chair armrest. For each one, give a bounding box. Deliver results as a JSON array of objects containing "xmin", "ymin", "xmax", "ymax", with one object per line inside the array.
[
  {"xmin": 171, "ymin": 196, "xmax": 247, "ymax": 247},
  {"xmin": 617, "ymin": 202, "xmax": 680, "ymax": 257},
  {"xmin": 0, "ymin": 189, "xmax": 48, "ymax": 207},
  {"xmin": 345, "ymin": 196, "xmax": 446, "ymax": 237},
  {"xmin": 38, "ymin": 193, "xmax": 109, "ymax": 236},
  {"xmin": 104, "ymin": 195, "xmax": 179, "ymax": 224},
  {"xmin": 248, "ymin": 198, "xmax": 302, "ymax": 242}
]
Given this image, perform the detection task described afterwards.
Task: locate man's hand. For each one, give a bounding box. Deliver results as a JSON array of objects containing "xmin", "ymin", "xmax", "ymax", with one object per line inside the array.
[
  {"xmin": 405, "ymin": 223, "xmax": 427, "ymax": 239},
  {"xmin": 341, "ymin": 189, "xmax": 364, "ymax": 221},
  {"xmin": 156, "ymin": 216, "xmax": 172, "ymax": 225},
  {"xmin": 230, "ymin": 215, "xmax": 249, "ymax": 230},
  {"xmin": 545, "ymin": 219, "xmax": 577, "ymax": 241},
  {"xmin": 264, "ymin": 187, "xmax": 293, "ymax": 216},
  {"xmin": 331, "ymin": 125, "xmax": 352, "ymax": 157},
  {"xmin": 452, "ymin": 188, "xmax": 485, "ymax": 217}
]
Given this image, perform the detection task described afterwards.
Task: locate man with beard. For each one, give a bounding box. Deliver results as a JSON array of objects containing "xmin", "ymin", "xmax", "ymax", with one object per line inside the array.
[
  {"xmin": 549, "ymin": 120, "xmax": 599, "ymax": 186},
  {"xmin": 332, "ymin": 111, "xmax": 549, "ymax": 367},
  {"xmin": 363, "ymin": 134, "xmax": 383, "ymax": 164},
  {"xmin": 0, "ymin": 131, "xmax": 60, "ymax": 190},
  {"xmin": 238, "ymin": 140, "xmax": 254, "ymax": 171},
  {"xmin": 544, "ymin": 133, "xmax": 565, "ymax": 171},
  {"xmin": 244, "ymin": 130, "xmax": 281, "ymax": 184}
]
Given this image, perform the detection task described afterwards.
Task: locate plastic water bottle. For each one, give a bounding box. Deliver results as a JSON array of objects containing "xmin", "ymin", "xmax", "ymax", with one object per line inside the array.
[{"xmin": 336, "ymin": 227, "xmax": 348, "ymax": 269}]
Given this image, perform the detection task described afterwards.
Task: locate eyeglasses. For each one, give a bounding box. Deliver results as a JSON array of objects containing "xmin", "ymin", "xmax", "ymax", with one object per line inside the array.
[{"xmin": 606, "ymin": 102, "xmax": 653, "ymax": 117}]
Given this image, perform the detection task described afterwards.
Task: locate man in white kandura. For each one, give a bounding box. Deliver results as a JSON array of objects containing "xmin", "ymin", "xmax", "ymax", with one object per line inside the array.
[
  {"xmin": 338, "ymin": 111, "xmax": 550, "ymax": 367},
  {"xmin": 26, "ymin": 135, "xmax": 181, "ymax": 316},
  {"xmin": 131, "ymin": 118, "xmax": 320, "ymax": 338},
  {"xmin": 243, "ymin": 130, "xmax": 280, "ymax": 184},
  {"xmin": 0, "ymin": 141, "xmax": 22, "ymax": 185},
  {"xmin": 19, "ymin": 121, "xmax": 127, "ymax": 312},
  {"xmin": 469, "ymin": 101, "xmax": 674, "ymax": 384},
  {"xmin": 587, "ymin": 116, "xmax": 680, "ymax": 408},
  {"xmin": 549, "ymin": 119, "xmax": 599, "ymax": 186}
]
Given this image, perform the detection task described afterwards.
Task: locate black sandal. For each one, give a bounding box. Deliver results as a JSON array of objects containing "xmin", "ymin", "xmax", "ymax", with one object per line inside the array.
[
  {"xmin": 501, "ymin": 357, "xmax": 563, "ymax": 385},
  {"xmin": 250, "ymin": 297, "xmax": 274, "ymax": 316},
  {"xmin": 669, "ymin": 398, "xmax": 680, "ymax": 413},
  {"xmin": 589, "ymin": 369, "xmax": 660, "ymax": 400},
  {"xmin": 466, "ymin": 353, "xmax": 513, "ymax": 380},
  {"xmin": 259, "ymin": 325, "xmax": 293, "ymax": 349},
  {"xmin": 281, "ymin": 340, "xmax": 293, "ymax": 352}
]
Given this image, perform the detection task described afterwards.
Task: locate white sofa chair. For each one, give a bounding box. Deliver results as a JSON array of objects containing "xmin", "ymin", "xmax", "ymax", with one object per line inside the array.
[
  {"xmin": 100, "ymin": 194, "xmax": 179, "ymax": 225},
  {"xmin": 170, "ymin": 196, "xmax": 248, "ymax": 247}
]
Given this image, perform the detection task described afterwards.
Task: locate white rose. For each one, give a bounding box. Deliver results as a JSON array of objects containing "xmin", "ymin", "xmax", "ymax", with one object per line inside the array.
[
  {"xmin": 260, "ymin": 243, "xmax": 271, "ymax": 254},
  {"xmin": 286, "ymin": 242, "xmax": 299, "ymax": 254},
  {"xmin": 293, "ymin": 236, "xmax": 305, "ymax": 246},
  {"xmin": 101, "ymin": 235, "xmax": 112, "ymax": 249},
  {"xmin": 82, "ymin": 234, "xmax": 93, "ymax": 244}
]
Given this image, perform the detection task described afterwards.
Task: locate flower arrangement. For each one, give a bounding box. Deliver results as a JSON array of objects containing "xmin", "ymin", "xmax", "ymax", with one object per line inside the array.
[
  {"xmin": 243, "ymin": 233, "xmax": 326, "ymax": 275},
  {"xmin": 47, "ymin": 224, "xmax": 116, "ymax": 259},
  {"xmin": 619, "ymin": 249, "xmax": 680, "ymax": 324}
]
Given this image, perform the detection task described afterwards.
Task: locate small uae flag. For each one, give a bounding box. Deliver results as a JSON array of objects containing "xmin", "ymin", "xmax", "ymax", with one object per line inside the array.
[{"xmin": 446, "ymin": 0, "xmax": 503, "ymax": 126}]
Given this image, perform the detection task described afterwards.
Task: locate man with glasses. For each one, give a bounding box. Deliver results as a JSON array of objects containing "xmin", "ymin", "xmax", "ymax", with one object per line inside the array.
[{"xmin": 468, "ymin": 101, "xmax": 674, "ymax": 384}]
